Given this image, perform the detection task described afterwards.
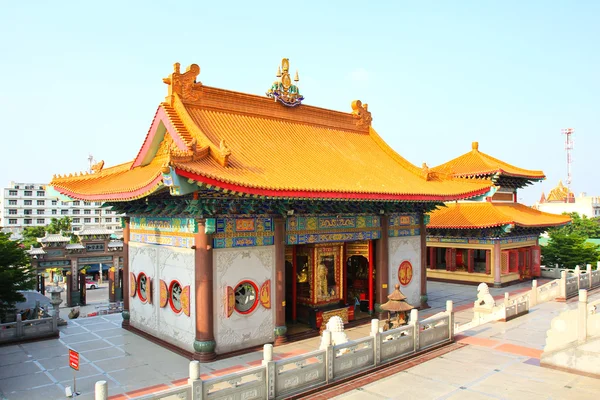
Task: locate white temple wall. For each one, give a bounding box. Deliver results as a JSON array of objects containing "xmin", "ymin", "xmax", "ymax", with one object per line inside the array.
[
  {"xmin": 213, "ymin": 245, "xmax": 276, "ymax": 354},
  {"xmin": 129, "ymin": 242, "xmax": 196, "ymax": 352},
  {"xmin": 388, "ymin": 236, "xmax": 422, "ymax": 307}
]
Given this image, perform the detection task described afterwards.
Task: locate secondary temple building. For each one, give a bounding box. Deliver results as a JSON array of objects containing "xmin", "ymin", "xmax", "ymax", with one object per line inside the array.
[
  {"xmin": 425, "ymin": 142, "xmax": 571, "ymax": 286},
  {"xmin": 48, "ymin": 59, "xmax": 493, "ymax": 360}
]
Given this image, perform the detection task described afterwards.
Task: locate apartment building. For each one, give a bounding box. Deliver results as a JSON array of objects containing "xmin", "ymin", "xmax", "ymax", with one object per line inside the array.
[{"xmin": 1, "ymin": 181, "xmax": 123, "ymax": 237}]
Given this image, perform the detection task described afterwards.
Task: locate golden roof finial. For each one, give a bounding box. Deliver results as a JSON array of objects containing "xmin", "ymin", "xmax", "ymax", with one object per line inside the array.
[
  {"xmin": 472, "ymin": 141, "xmax": 479, "ymax": 151},
  {"xmin": 294, "ymin": 70, "xmax": 299, "ymax": 82},
  {"xmin": 276, "ymin": 66, "xmax": 282, "ymax": 78},
  {"xmin": 266, "ymin": 58, "xmax": 304, "ymax": 107}
]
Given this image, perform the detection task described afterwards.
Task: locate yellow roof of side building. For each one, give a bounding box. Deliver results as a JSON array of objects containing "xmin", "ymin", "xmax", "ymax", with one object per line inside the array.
[
  {"xmin": 432, "ymin": 142, "xmax": 546, "ymax": 180},
  {"xmin": 427, "ymin": 202, "xmax": 572, "ymax": 229},
  {"xmin": 50, "ymin": 61, "xmax": 493, "ymax": 202}
]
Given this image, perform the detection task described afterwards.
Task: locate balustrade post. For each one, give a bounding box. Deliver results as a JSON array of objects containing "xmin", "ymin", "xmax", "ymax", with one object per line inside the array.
[
  {"xmin": 578, "ymin": 290, "xmax": 588, "ymax": 343},
  {"xmin": 320, "ymin": 330, "xmax": 333, "ymax": 382},
  {"xmin": 587, "ymin": 264, "xmax": 592, "ymax": 287},
  {"xmin": 370, "ymin": 319, "xmax": 380, "ymax": 365},
  {"xmin": 15, "ymin": 314, "xmax": 23, "ymax": 337},
  {"xmin": 559, "ymin": 270, "xmax": 567, "ymax": 300},
  {"xmin": 262, "ymin": 344, "xmax": 275, "ymax": 399},
  {"xmin": 94, "ymin": 380, "xmax": 107, "ymax": 400},
  {"xmin": 410, "ymin": 309, "xmax": 419, "ymax": 352},
  {"xmin": 531, "ymin": 280, "xmax": 538, "ymax": 307},
  {"xmin": 504, "ymin": 292, "xmax": 509, "ymax": 307},
  {"xmin": 446, "ymin": 300, "xmax": 454, "ymax": 340},
  {"xmin": 188, "ymin": 360, "xmax": 202, "ymax": 398}
]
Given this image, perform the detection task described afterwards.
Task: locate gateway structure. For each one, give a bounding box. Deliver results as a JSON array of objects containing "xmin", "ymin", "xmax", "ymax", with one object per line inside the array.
[
  {"xmin": 48, "ymin": 59, "xmax": 491, "ymax": 360},
  {"xmin": 426, "ymin": 142, "xmax": 571, "ymax": 286}
]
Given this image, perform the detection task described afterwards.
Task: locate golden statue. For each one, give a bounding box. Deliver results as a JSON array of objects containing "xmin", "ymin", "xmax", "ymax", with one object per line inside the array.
[
  {"xmin": 297, "ymin": 263, "xmax": 309, "ymax": 283},
  {"xmin": 318, "ymin": 263, "xmax": 328, "ymax": 298}
]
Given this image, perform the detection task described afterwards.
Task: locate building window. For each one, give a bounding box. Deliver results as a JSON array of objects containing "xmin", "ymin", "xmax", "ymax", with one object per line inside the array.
[
  {"xmin": 115, "ymin": 218, "xmax": 120, "ymax": 223},
  {"xmin": 8, "ymin": 200, "xmax": 16, "ymax": 205},
  {"xmin": 72, "ymin": 209, "xmax": 80, "ymax": 215},
  {"xmin": 37, "ymin": 200, "xmax": 45, "ymax": 205},
  {"xmin": 24, "ymin": 191, "xmax": 32, "ymax": 196},
  {"xmin": 8, "ymin": 209, "xmax": 17, "ymax": 215},
  {"xmin": 84, "ymin": 209, "xmax": 91, "ymax": 215},
  {"xmin": 94, "ymin": 218, "xmax": 99, "ymax": 223},
  {"xmin": 36, "ymin": 209, "xmax": 44, "ymax": 215},
  {"xmin": 105, "ymin": 218, "xmax": 112, "ymax": 223},
  {"xmin": 36, "ymin": 191, "xmax": 45, "ymax": 196},
  {"xmin": 72, "ymin": 226, "xmax": 80, "ymax": 231},
  {"xmin": 61, "ymin": 210, "xmax": 68, "ymax": 215},
  {"xmin": 72, "ymin": 218, "xmax": 80, "ymax": 223},
  {"xmin": 84, "ymin": 218, "xmax": 91, "ymax": 223},
  {"xmin": 94, "ymin": 210, "xmax": 101, "ymax": 215},
  {"xmin": 52, "ymin": 200, "xmax": 57, "ymax": 206},
  {"xmin": 8, "ymin": 190, "xmax": 17, "ymax": 196},
  {"xmin": 84, "ymin": 202, "xmax": 91, "ymax": 206},
  {"xmin": 52, "ymin": 209, "xmax": 57, "ymax": 215},
  {"xmin": 73, "ymin": 201, "xmax": 80, "ymax": 206},
  {"xmin": 36, "ymin": 219, "xmax": 45, "ymax": 224},
  {"xmin": 95, "ymin": 202, "xmax": 101, "ymax": 206},
  {"xmin": 24, "ymin": 219, "xmax": 32, "ymax": 225},
  {"xmin": 8, "ymin": 219, "xmax": 17, "ymax": 224},
  {"xmin": 61, "ymin": 201, "xmax": 68, "ymax": 206},
  {"xmin": 24, "ymin": 200, "xmax": 32, "ymax": 206},
  {"xmin": 24, "ymin": 209, "xmax": 32, "ymax": 215}
]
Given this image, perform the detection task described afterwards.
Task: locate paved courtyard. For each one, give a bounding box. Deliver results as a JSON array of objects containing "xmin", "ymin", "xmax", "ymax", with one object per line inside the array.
[{"xmin": 0, "ymin": 280, "xmax": 598, "ymax": 399}]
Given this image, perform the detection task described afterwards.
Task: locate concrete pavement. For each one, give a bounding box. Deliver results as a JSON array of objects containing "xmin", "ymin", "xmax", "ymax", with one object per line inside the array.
[{"xmin": 1, "ymin": 280, "xmax": 597, "ymax": 399}]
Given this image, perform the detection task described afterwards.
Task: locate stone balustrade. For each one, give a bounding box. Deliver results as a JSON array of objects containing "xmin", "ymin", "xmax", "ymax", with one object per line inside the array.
[
  {"xmin": 94, "ymin": 304, "xmax": 454, "ymax": 400},
  {"xmin": 0, "ymin": 314, "xmax": 59, "ymax": 344}
]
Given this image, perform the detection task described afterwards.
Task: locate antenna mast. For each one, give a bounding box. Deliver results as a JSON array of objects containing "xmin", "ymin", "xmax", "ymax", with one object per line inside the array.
[
  {"xmin": 561, "ymin": 128, "xmax": 574, "ymax": 203},
  {"xmin": 88, "ymin": 154, "xmax": 96, "ymax": 173}
]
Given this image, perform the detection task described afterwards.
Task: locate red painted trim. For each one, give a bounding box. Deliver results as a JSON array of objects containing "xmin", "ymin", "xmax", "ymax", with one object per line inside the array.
[
  {"xmin": 234, "ymin": 280, "xmax": 259, "ymax": 315},
  {"xmin": 175, "ymin": 169, "xmax": 491, "ymax": 201},
  {"xmin": 132, "ymin": 106, "xmax": 187, "ymax": 168},
  {"xmin": 169, "ymin": 280, "xmax": 183, "ymax": 314},
  {"xmin": 368, "ymin": 240, "xmax": 374, "ymax": 312},
  {"xmin": 52, "ymin": 174, "xmax": 163, "ymax": 201}
]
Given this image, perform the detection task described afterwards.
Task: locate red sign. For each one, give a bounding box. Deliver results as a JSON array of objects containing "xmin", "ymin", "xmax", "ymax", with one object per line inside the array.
[
  {"xmin": 398, "ymin": 261, "xmax": 413, "ymax": 286},
  {"xmin": 69, "ymin": 349, "xmax": 79, "ymax": 370}
]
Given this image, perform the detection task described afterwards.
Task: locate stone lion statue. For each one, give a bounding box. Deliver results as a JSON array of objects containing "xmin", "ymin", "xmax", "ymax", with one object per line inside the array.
[{"xmin": 474, "ymin": 283, "xmax": 495, "ymax": 309}]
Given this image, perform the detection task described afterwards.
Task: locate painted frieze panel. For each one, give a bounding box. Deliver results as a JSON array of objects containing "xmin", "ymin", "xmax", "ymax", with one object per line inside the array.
[
  {"xmin": 286, "ymin": 215, "xmax": 381, "ymax": 245},
  {"xmin": 388, "ymin": 213, "xmax": 420, "ymax": 237},
  {"xmin": 213, "ymin": 217, "xmax": 274, "ymax": 249},
  {"xmin": 130, "ymin": 217, "xmax": 197, "ymax": 248}
]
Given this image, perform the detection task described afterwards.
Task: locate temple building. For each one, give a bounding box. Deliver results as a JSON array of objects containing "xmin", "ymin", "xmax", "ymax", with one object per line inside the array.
[
  {"xmin": 533, "ymin": 181, "xmax": 600, "ymax": 218},
  {"xmin": 426, "ymin": 142, "xmax": 571, "ymax": 286},
  {"xmin": 47, "ymin": 59, "xmax": 492, "ymax": 360}
]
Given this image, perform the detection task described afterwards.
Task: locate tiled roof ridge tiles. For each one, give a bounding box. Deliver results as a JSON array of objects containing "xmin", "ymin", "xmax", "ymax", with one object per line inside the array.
[{"xmin": 180, "ymin": 85, "xmax": 371, "ymax": 134}]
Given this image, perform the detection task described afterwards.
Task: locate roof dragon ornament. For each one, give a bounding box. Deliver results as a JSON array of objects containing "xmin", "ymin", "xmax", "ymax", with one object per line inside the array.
[
  {"xmin": 266, "ymin": 58, "xmax": 304, "ymax": 107},
  {"xmin": 351, "ymin": 100, "xmax": 372, "ymax": 128},
  {"xmin": 163, "ymin": 63, "xmax": 203, "ymax": 102}
]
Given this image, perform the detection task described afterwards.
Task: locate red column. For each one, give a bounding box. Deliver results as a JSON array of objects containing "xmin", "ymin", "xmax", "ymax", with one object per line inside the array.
[
  {"xmin": 368, "ymin": 240, "xmax": 374, "ymax": 313},
  {"xmin": 485, "ymin": 250, "xmax": 491, "ymax": 275},
  {"xmin": 375, "ymin": 215, "xmax": 389, "ymax": 313},
  {"xmin": 193, "ymin": 219, "xmax": 216, "ymax": 361},
  {"xmin": 467, "ymin": 249, "xmax": 474, "ymax": 273},
  {"xmin": 122, "ymin": 218, "xmax": 131, "ymax": 326},
  {"xmin": 274, "ymin": 218, "xmax": 287, "ymax": 344},
  {"xmin": 419, "ymin": 213, "xmax": 429, "ymax": 308}
]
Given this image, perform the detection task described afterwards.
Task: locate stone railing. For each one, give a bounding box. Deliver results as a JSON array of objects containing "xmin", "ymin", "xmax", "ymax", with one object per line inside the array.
[
  {"xmin": 455, "ymin": 291, "xmax": 529, "ymax": 334},
  {"xmin": 541, "ymin": 289, "xmax": 600, "ymax": 376},
  {"xmin": 504, "ymin": 292, "xmax": 529, "ymax": 321},
  {"xmin": 94, "ymin": 304, "xmax": 454, "ymax": 400},
  {"xmin": 0, "ymin": 314, "xmax": 59, "ymax": 344}
]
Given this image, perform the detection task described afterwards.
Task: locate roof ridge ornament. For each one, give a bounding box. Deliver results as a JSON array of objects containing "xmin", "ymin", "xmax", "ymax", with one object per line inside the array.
[
  {"xmin": 266, "ymin": 58, "xmax": 304, "ymax": 107},
  {"xmin": 351, "ymin": 100, "xmax": 372, "ymax": 128},
  {"xmin": 163, "ymin": 63, "xmax": 203, "ymax": 103}
]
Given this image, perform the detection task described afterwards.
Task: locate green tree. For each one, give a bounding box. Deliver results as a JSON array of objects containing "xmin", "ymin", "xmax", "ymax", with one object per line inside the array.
[
  {"xmin": 0, "ymin": 233, "xmax": 36, "ymax": 322},
  {"xmin": 542, "ymin": 232, "xmax": 600, "ymax": 269},
  {"xmin": 548, "ymin": 212, "xmax": 600, "ymax": 238},
  {"xmin": 46, "ymin": 216, "xmax": 72, "ymax": 234},
  {"xmin": 21, "ymin": 226, "xmax": 46, "ymax": 249}
]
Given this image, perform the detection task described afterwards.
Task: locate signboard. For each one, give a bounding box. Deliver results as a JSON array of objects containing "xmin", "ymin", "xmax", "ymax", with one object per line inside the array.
[
  {"xmin": 69, "ymin": 349, "xmax": 79, "ymax": 370},
  {"xmin": 78, "ymin": 256, "xmax": 113, "ymax": 263},
  {"xmin": 85, "ymin": 243, "xmax": 105, "ymax": 252}
]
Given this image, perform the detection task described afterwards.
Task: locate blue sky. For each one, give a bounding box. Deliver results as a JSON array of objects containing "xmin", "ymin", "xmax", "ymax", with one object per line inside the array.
[{"xmin": 1, "ymin": 1, "xmax": 598, "ymax": 204}]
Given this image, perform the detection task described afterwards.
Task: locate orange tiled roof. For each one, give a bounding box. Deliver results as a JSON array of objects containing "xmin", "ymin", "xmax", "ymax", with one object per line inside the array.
[
  {"xmin": 432, "ymin": 142, "xmax": 545, "ymax": 180},
  {"xmin": 427, "ymin": 202, "xmax": 571, "ymax": 229},
  {"xmin": 50, "ymin": 63, "xmax": 494, "ymax": 202}
]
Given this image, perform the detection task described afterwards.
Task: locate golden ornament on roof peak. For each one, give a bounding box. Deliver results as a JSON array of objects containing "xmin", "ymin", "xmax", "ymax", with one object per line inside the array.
[{"xmin": 266, "ymin": 58, "xmax": 304, "ymax": 107}]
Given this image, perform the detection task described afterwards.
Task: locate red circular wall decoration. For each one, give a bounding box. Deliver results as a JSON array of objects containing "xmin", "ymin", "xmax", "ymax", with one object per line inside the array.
[
  {"xmin": 398, "ymin": 261, "xmax": 413, "ymax": 286},
  {"xmin": 169, "ymin": 280, "xmax": 183, "ymax": 313},
  {"xmin": 137, "ymin": 272, "xmax": 148, "ymax": 303},
  {"xmin": 234, "ymin": 280, "xmax": 259, "ymax": 315}
]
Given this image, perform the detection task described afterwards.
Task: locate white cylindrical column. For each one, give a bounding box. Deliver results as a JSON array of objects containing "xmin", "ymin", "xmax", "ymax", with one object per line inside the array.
[
  {"xmin": 263, "ymin": 344, "xmax": 273, "ymax": 362},
  {"xmin": 95, "ymin": 380, "xmax": 107, "ymax": 400},
  {"xmin": 371, "ymin": 319, "xmax": 379, "ymax": 335},
  {"xmin": 189, "ymin": 361, "xmax": 200, "ymax": 381}
]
